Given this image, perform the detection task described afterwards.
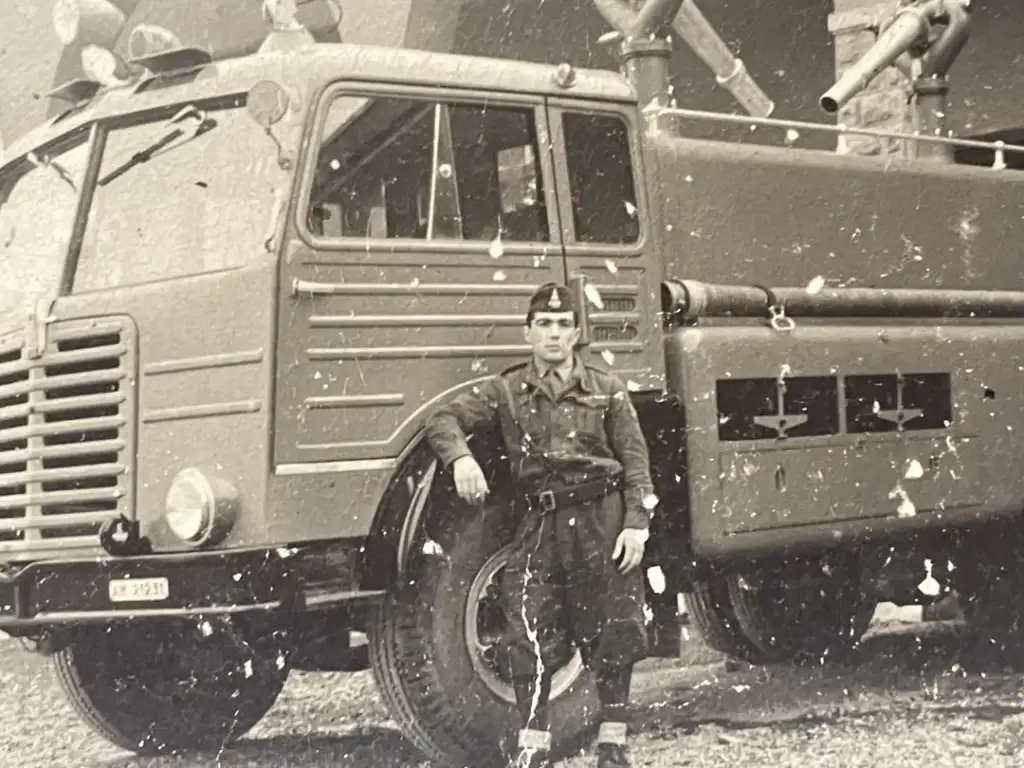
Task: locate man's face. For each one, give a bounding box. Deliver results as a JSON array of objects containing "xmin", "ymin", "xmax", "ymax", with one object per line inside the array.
[{"xmin": 524, "ymin": 311, "xmax": 580, "ymax": 365}]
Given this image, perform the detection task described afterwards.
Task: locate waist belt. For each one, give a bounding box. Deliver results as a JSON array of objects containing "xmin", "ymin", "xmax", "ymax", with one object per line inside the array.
[{"xmin": 526, "ymin": 475, "xmax": 623, "ymax": 513}]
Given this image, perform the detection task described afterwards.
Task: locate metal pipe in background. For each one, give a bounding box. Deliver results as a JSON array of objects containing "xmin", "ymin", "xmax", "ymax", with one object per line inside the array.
[
  {"xmin": 819, "ymin": 10, "xmax": 931, "ymax": 115},
  {"xmin": 592, "ymin": 0, "xmax": 774, "ymax": 118},
  {"xmin": 669, "ymin": 1, "xmax": 774, "ymax": 117},
  {"xmin": 663, "ymin": 279, "xmax": 1024, "ymax": 322},
  {"xmin": 630, "ymin": 0, "xmax": 684, "ymax": 38}
]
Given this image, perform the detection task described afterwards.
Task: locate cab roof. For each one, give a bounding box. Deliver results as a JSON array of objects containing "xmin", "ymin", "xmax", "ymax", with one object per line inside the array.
[{"xmin": 4, "ymin": 41, "xmax": 638, "ymax": 162}]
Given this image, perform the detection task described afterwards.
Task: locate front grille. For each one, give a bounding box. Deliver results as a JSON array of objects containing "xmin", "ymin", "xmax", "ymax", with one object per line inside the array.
[{"xmin": 0, "ymin": 318, "xmax": 136, "ymax": 553}]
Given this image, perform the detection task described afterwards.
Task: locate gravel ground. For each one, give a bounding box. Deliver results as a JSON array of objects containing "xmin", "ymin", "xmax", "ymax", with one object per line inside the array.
[{"xmin": 4, "ymin": 616, "xmax": 1024, "ymax": 767}]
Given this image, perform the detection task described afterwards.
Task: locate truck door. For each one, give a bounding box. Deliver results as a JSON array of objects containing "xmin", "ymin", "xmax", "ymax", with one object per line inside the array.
[
  {"xmin": 275, "ymin": 85, "xmax": 569, "ymax": 467},
  {"xmin": 545, "ymin": 99, "xmax": 665, "ymax": 390}
]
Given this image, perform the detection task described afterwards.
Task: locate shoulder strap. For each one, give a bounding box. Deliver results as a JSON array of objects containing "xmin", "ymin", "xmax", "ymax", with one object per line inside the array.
[
  {"xmin": 496, "ymin": 377, "xmax": 561, "ymax": 481},
  {"xmin": 496, "ymin": 377, "xmax": 526, "ymax": 478},
  {"xmin": 499, "ymin": 361, "xmax": 529, "ymax": 376}
]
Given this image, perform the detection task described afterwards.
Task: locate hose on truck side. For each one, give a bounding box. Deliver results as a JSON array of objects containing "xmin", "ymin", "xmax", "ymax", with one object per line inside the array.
[{"xmin": 661, "ymin": 279, "xmax": 1024, "ymax": 326}]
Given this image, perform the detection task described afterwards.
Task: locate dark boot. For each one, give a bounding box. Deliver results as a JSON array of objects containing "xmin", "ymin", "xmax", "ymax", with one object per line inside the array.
[
  {"xmin": 505, "ymin": 728, "xmax": 553, "ymax": 768},
  {"xmin": 594, "ymin": 720, "xmax": 631, "ymax": 767},
  {"xmin": 595, "ymin": 665, "xmax": 634, "ymax": 767},
  {"xmin": 506, "ymin": 672, "xmax": 553, "ymax": 768}
]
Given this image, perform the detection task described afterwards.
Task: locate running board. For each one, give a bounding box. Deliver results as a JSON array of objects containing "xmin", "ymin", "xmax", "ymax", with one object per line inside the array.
[{"xmin": 300, "ymin": 587, "xmax": 388, "ymax": 611}]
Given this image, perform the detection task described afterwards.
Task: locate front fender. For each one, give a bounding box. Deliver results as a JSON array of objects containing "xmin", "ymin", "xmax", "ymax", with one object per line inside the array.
[
  {"xmin": 359, "ymin": 424, "xmax": 511, "ymax": 593},
  {"xmin": 358, "ymin": 437, "xmax": 438, "ymax": 592}
]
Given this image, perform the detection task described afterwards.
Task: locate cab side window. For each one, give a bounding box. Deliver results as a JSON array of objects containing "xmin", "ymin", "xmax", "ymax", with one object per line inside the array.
[
  {"xmin": 562, "ymin": 113, "xmax": 640, "ymax": 244},
  {"xmin": 307, "ymin": 95, "xmax": 549, "ymax": 243}
]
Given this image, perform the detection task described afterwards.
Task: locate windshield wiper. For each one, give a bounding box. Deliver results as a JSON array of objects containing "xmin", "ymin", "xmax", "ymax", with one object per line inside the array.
[
  {"xmin": 27, "ymin": 151, "xmax": 77, "ymax": 192},
  {"xmin": 98, "ymin": 105, "xmax": 217, "ymax": 187}
]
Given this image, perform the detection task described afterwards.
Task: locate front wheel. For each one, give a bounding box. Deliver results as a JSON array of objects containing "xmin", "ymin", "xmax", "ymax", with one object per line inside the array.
[
  {"xmin": 52, "ymin": 619, "xmax": 290, "ymax": 756},
  {"xmin": 368, "ymin": 497, "xmax": 597, "ymax": 766}
]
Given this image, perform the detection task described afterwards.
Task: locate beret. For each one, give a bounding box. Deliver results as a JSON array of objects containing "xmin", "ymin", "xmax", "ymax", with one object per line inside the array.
[{"xmin": 527, "ymin": 282, "xmax": 577, "ymax": 315}]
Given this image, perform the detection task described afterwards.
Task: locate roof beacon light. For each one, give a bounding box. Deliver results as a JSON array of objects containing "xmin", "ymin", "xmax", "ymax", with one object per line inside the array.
[
  {"xmin": 80, "ymin": 43, "xmax": 123, "ymax": 85},
  {"xmin": 260, "ymin": 0, "xmax": 318, "ymax": 53},
  {"xmin": 128, "ymin": 24, "xmax": 184, "ymax": 60},
  {"xmin": 53, "ymin": 0, "xmax": 128, "ymax": 47},
  {"xmin": 264, "ymin": 0, "xmax": 305, "ymax": 31}
]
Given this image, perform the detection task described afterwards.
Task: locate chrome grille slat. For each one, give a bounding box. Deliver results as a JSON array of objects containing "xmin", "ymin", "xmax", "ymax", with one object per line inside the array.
[
  {"xmin": 0, "ymin": 438, "xmax": 126, "ymax": 466},
  {"xmin": 43, "ymin": 344, "xmax": 129, "ymax": 368},
  {"xmin": 0, "ymin": 462, "xmax": 126, "ymax": 490},
  {"xmin": 32, "ymin": 367, "xmax": 128, "ymax": 393},
  {"xmin": 0, "ymin": 509, "xmax": 121, "ymax": 530},
  {"xmin": 0, "ymin": 535, "xmax": 97, "ymax": 553},
  {"xmin": 0, "ymin": 415, "xmax": 126, "ymax": 443},
  {"xmin": 0, "ymin": 402, "xmax": 30, "ymax": 423},
  {"xmin": 0, "ymin": 377, "xmax": 29, "ymax": 404},
  {"xmin": 0, "ymin": 368, "xmax": 127, "ymax": 403},
  {"xmin": 0, "ymin": 357, "xmax": 26, "ymax": 380},
  {"xmin": 32, "ymin": 391, "xmax": 126, "ymax": 414},
  {"xmin": 50, "ymin": 322, "xmax": 127, "ymax": 341},
  {"xmin": 0, "ymin": 319, "xmax": 136, "ymax": 551}
]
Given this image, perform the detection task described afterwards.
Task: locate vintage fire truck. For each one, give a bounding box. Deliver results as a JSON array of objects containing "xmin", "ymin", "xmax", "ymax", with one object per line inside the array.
[{"xmin": 0, "ymin": 0, "xmax": 1019, "ymax": 763}]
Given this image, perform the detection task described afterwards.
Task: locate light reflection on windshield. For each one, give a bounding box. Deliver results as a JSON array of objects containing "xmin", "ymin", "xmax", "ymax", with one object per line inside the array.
[
  {"xmin": 74, "ymin": 103, "xmax": 283, "ymax": 293},
  {"xmin": 0, "ymin": 140, "xmax": 89, "ymax": 323}
]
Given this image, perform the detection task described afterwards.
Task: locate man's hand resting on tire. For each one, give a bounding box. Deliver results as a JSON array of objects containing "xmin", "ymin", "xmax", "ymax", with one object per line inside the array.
[{"xmin": 452, "ymin": 455, "xmax": 489, "ymax": 505}]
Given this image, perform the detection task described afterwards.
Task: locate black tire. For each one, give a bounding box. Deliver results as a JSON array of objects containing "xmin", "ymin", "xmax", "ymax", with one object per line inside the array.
[
  {"xmin": 683, "ymin": 580, "xmax": 774, "ymax": 664},
  {"xmin": 52, "ymin": 620, "xmax": 290, "ymax": 756},
  {"xmin": 958, "ymin": 563, "xmax": 1024, "ymax": 650},
  {"xmin": 726, "ymin": 560, "xmax": 877, "ymax": 664},
  {"xmin": 368, "ymin": 496, "xmax": 598, "ymax": 767},
  {"xmin": 954, "ymin": 525, "xmax": 1024, "ymax": 654}
]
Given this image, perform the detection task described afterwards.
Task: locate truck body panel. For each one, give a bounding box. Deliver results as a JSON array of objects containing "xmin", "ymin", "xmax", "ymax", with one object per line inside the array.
[
  {"xmin": 667, "ymin": 321, "xmax": 1024, "ymax": 558},
  {"xmin": 649, "ymin": 129, "xmax": 1024, "ymax": 291}
]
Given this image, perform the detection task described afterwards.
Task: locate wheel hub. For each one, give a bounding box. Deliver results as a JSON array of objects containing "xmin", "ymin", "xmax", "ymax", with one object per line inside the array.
[{"xmin": 464, "ymin": 544, "xmax": 584, "ymax": 704}]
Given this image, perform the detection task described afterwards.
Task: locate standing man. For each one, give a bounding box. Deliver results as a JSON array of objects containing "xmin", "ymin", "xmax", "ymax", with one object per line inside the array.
[{"xmin": 425, "ymin": 282, "xmax": 656, "ymax": 768}]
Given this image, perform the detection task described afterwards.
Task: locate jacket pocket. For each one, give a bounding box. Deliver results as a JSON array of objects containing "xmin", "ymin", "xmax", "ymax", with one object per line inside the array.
[{"xmin": 571, "ymin": 394, "xmax": 610, "ymax": 440}]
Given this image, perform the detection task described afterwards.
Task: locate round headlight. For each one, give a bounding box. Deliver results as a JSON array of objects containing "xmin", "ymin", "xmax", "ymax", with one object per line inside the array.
[{"xmin": 164, "ymin": 468, "xmax": 237, "ymax": 546}]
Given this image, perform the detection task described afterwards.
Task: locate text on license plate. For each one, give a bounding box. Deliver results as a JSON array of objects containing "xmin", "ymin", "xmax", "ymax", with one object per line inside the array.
[{"xmin": 108, "ymin": 577, "xmax": 170, "ymax": 603}]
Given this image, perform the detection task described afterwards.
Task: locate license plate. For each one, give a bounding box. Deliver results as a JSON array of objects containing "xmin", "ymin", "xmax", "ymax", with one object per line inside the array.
[{"xmin": 108, "ymin": 577, "xmax": 170, "ymax": 603}]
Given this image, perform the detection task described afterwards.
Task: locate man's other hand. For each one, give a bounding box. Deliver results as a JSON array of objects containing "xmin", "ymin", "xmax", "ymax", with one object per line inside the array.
[
  {"xmin": 452, "ymin": 455, "xmax": 489, "ymax": 505},
  {"xmin": 613, "ymin": 527, "xmax": 648, "ymax": 574}
]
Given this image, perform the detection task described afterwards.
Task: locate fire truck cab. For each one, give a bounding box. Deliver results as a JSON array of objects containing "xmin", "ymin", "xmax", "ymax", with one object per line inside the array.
[{"xmin": 2, "ymin": 0, "xmax": 1023, "ymax": 765}]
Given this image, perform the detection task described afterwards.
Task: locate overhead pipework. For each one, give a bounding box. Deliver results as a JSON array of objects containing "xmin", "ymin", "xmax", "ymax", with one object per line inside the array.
[
  {"xmin": 819, "ymin": 0, "xmax": 972, "ymax": 163},
  {"xmin": 261, "ymin": 0, "xmax": 343, "ymax": 53},
  {"xmin": 592, "ymin": 0, "xmax": 774, "ymax": 120}
]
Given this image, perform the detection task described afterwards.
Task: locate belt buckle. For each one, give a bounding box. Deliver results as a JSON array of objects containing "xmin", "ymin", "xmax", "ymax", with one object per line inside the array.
[{"xmin": 538, "ymin": 490, "xmax": 557, "ymax": 512}]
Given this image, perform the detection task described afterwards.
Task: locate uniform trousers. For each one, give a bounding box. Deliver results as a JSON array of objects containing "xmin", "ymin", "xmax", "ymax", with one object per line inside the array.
[{"xmin": 500, "ymin": 489, "xmax": 648, "ymax": 730}]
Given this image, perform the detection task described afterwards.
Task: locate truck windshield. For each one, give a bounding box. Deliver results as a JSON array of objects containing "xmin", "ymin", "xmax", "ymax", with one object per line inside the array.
[
  {"xmin": 0, "ymin": 137, "xmax": 90, "ymax": 324},
  {"xmin": 73, "ymin": 98, "xmax": 282, "ymax": 292}
]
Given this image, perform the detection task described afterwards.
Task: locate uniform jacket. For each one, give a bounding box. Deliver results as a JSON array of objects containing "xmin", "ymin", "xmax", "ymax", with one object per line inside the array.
[{"xmin": 424, "ymin": 355, "xmax": 655, "ymax": 530}]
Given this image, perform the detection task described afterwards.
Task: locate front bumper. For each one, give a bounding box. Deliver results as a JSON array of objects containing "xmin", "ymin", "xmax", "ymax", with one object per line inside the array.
[{"xmin": 0, "ymin": 545, "xmax": 381, "ymax": 631}]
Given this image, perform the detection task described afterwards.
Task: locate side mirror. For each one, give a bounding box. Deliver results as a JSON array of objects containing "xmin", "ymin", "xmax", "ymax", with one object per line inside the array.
[{"xmin": 247, "ymin": 80, "xmax": 290, "ymax": 128}]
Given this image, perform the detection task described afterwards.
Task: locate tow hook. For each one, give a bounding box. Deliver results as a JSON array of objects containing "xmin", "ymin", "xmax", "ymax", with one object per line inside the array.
[
  {"xmin": 99, "ymin": 516, "xmax": 153, "ymax": 557},
  {"xmin": 21, "ymin": 629, "xmax": 73, "ymax": 657}
]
